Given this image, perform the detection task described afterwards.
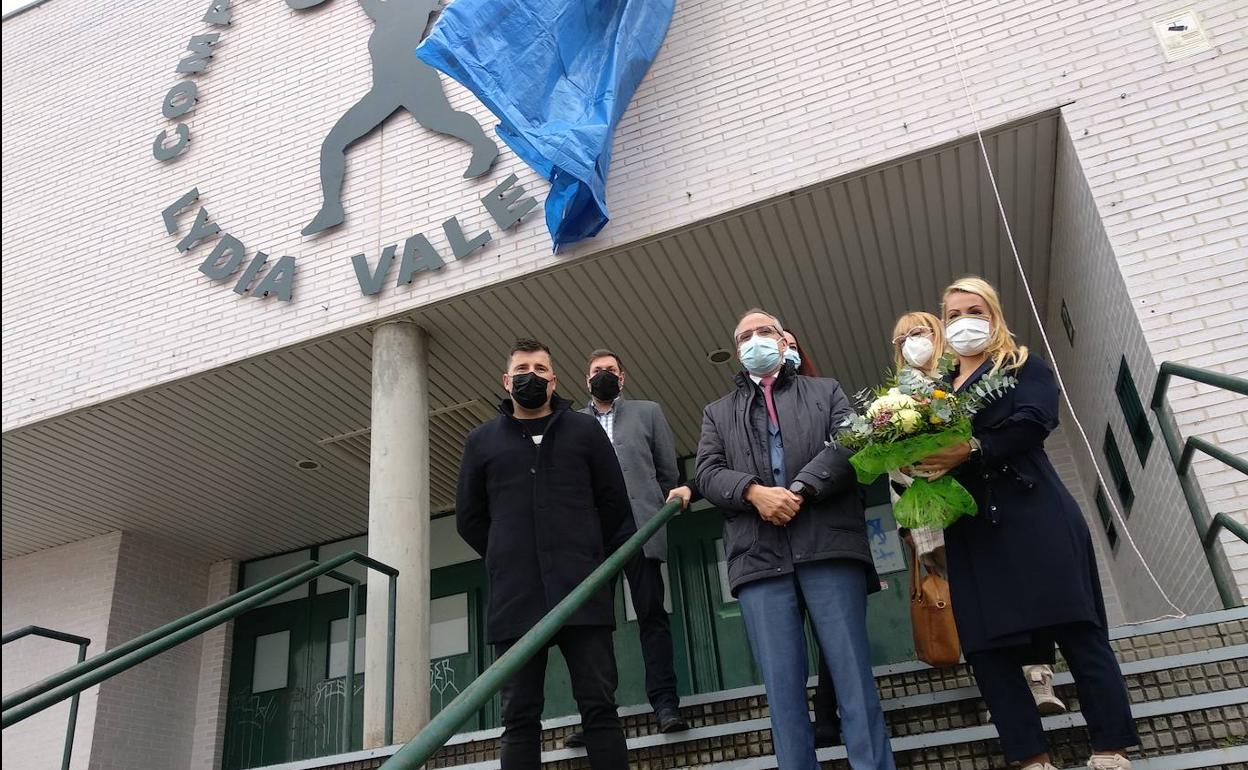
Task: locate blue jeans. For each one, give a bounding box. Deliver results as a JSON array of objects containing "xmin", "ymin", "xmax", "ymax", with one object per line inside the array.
[{"xmin": 738, "ymin": 561, "xmax": 896, "ymax": 770}]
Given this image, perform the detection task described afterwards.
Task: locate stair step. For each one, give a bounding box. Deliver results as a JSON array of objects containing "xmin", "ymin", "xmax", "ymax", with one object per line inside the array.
[
  {"xmin": 707, "ymin": 745, "xmax": 1248, "ymax": 770},
  {"xmin": 258, "ymin": 609, "xmax": 1248, "ymax": 770}
]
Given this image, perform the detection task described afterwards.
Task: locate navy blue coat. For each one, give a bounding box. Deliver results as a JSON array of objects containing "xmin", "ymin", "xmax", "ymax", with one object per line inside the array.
[
  {"xmin": 945, "ymin": 355, "xmax": 1107, "ymax": 654},
  {"xmin": 455, "ymin": 394, "xmax": 637, "ymax": 644}
]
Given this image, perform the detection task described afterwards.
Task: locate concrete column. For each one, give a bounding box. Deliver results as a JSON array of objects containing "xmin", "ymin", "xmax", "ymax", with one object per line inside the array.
[{"xmin": 363, "ymin": 320, "xmax": 431, "ymax": 747}]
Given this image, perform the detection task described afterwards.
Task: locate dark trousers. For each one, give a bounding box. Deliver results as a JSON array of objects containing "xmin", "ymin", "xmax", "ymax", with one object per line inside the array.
[
  {"xmin": 965, "ymin": 622, "xmax": 1138, "ymax": 762},
  {"xmin": 496, "ymin": 625, "xmax": 628, "ymax": 770},
  {"xmin": 622, "ymin": 552, "xmax": 680, "ymax": 711}
]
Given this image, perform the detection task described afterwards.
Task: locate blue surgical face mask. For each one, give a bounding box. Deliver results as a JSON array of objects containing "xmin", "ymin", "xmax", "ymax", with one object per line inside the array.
[
  {"xmin": 738, "ymin": 336, "xmax": 782, "ymax": 375},
  {"xmin": 783, "ymin": 347, "xmax": 802, "ymax": 368}
]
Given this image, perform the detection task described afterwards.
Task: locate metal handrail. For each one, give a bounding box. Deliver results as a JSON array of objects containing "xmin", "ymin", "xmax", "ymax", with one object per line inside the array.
[
  {"xmin": 1203, "ymin": 513, "xmax": 1248, "ymax": 551},
  {"xmin": 1, "ymin": 627, "xmax": 90, "ymax": 770},
  {"xmin": 378, "ymin": 499, "xmax": 683, "ymax": 770},
  {"xmin": 1150, "ymin": 361, "xmax": 1248, "ymax": 608},
  {"xmin": 1, "ymin": 551, "xmax": 399, "ymax": 749}
]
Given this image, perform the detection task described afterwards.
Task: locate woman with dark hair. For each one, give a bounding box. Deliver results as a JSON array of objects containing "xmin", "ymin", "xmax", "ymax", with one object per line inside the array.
[
  {"xmin": 782, "ymin": 329, "xmax": 820, "ymax": 378},
  {"xmin": 782, "ymin": 327, "xmax": 840, "ymax": 747}
]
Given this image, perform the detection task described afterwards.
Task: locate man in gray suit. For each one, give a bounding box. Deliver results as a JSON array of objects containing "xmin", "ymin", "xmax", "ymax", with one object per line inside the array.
[{"xmin": 565, "ymin": 349, "xmax": 692, "ymax": 744}]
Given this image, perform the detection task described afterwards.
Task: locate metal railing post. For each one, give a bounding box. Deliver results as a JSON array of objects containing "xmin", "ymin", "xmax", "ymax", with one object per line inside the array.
[
  {"xmin": 324, "ymin": 570, "xmax": 361, "ymax": 755},
  {"xmin": 386, "ymin": 571, "xmax": 397, "ymax": 746},
  {"xmin": 1, "ymin": 626, "xmax": 90, "ymax": 770},
  {"xmin": 1149, "ymin": 361, "xmax": 1248, "ymax": 609}
]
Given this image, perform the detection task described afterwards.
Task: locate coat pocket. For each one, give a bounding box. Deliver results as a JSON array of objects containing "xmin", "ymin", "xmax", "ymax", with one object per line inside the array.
[{"xmin": 723, "ymin": 513, "xmax": 760, "ymax": 565}]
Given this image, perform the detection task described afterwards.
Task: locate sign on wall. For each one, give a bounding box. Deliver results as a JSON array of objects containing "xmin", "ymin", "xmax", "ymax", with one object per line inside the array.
[{"xmin": 153, "ymin": 0, "xmax": 541, "ymax": 302}]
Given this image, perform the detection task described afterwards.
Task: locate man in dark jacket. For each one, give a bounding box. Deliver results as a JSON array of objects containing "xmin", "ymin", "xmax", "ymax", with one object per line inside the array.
[
  {"xmin": 695, "ymin": 310, "xmax": 896, "ymax": 770},
  {"xmin": 456, "ymin": 339, "xmax": 635, "ymax": 770}
]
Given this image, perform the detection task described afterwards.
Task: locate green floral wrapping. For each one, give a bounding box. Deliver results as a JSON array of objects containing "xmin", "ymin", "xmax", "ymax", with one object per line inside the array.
[{"xmin": 847, "ymin": 420, "xmax": 978, "ymax": 529}]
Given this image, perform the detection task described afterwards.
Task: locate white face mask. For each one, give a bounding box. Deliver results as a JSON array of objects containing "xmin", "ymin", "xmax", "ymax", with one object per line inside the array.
[
  {"xmin": 901, "ymin": 336, "xmax": 935, "ymax": 368},
  {"xmin": 946, "ymin": 316, "xmax": 992, "ymax": 356}
]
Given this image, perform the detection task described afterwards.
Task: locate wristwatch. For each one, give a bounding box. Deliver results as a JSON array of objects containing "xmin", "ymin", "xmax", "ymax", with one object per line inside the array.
[
  {"xmin": 789, "ymin": 481, "xmax": 813, "ymax": 499},
  {"xmin": 968, "ymin": 437, "xmax": 983, "ymax": 460}
]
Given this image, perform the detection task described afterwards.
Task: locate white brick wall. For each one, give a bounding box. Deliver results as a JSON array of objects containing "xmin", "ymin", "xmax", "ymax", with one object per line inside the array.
[
  {"xmin": 3, "ymin": 533, "xmax": 229, "ymax": 770},
  {"xmin": 2, "ymin": 1, "xmax": 1243, "ymax": 580},
  {"xmin": 2, "ymin": 533, "xmax": 123, "ymax": 770},
  {"xmin": 88, "ymin": 532, "xmax": 211, "ymax": 770},
  {"xmin": 1046, "ymin": 118, "xmax": 1226, "ymax": 615},
  {"xmin": 189, "ymin": 560, "xmax": 238, "ymax": 770},
  {"xmin": 1045, "ymin": 414, "xmax": 1127, "ymax": 625}
]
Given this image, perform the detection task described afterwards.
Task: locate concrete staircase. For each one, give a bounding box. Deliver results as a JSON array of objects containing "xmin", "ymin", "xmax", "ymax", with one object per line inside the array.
[{"xmin": 262, "ymin": 608, "xmax": 1248, "ymax": 770}]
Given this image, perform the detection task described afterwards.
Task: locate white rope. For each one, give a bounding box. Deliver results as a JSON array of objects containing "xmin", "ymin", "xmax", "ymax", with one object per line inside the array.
[{"xmin": 934, "ymin": 0, "xmax": 1186, "ymax": 621}]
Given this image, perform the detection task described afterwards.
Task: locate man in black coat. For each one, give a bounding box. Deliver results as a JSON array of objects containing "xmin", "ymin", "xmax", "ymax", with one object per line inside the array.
[
  {"xmin": 695, "ymin": 309, "xmax": 896, "ymax": 770},
  {"xmin": 456, "ymin": 338, "xmax": 635, "ymax": 770}
]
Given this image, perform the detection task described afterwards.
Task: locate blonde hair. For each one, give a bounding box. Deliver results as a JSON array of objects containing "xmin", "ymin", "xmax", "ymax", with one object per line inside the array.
[
  {"xmin": 941, "ymin": 276, "xmax": 1029, "ymax": 373},
  {"xmin": 891, "ymin": 311, "xmax": 945, "ymax": 377}
]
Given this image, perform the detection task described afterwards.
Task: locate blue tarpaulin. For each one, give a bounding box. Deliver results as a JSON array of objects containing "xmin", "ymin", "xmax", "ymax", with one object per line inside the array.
[{"xmin": 416, "ymin": 0, "xmax": 675, "ymax": 250}]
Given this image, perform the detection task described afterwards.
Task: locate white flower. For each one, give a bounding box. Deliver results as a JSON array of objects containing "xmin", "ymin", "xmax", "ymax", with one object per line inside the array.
[
  {"xmin": 867, "ymin": 389, "xmax": 917, "ymax": 418},
  {"xmin": 893, "ymin": 408, "xmax": 922, "ymax": 433}
]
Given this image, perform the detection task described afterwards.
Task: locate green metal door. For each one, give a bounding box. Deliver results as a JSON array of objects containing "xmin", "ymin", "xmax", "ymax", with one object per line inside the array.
[
  {"xmin": 223, "ymin": 588, "xmax": 368, "ymax": 769},
  {"xmin": 429, "ymin": 561, "xmax": 497, "ymax": 730},
  {"xmin": 222, "ymin": 599, "xmax": 314, "ymax": 769},
  {"xmin": 666, "ymin": 508, "xmax": 760, "ymax": 693},
  {"xmin": 305, "ymin": 588, "xmax": 367, "ymax": 757}
]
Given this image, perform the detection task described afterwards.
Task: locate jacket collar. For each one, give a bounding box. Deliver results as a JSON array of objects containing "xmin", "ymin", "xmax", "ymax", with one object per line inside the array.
[
  {"xmin": 952, "ymin": 358, "xmax": 995, "ymax": 393},
  {"xmin": 585, "ymin": 393, "xmax": 625, "ymax": 416},
  {"xmin": 498, "ymin": 391, "xmax": 574, "ymax": 418},
  {"xmin": 733, "ymin": 361, "xmax": 797, "ymax": 391}
]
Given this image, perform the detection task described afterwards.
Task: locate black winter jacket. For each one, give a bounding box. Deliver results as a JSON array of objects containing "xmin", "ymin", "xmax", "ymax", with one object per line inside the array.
[{"xmin": 456, "ymin": 393, "xmax": 637, "ymax": 643}]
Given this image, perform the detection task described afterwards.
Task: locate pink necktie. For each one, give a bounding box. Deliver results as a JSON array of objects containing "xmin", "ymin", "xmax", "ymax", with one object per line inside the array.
[{"xmin": 760, "ymin": 375, "xmax": 779, "ymax": 426}]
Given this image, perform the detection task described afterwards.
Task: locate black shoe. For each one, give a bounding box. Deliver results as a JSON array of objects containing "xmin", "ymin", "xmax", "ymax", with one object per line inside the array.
[
  {"xmin": 814, "ymin": 720, "xmax": 841, "ymax": 748},
  {"xmin": 563, "ymin": 730, "xmax": 586, "ymax": 749},
  {"xmin": 656, "ymin": 706, "xmax": 689, "ymax": 732}
]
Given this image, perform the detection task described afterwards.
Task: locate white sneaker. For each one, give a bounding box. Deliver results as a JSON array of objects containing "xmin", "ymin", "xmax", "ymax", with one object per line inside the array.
[
  {"xmin": 1087, "ymin": 754, "xmax": 1132, "ymax": 770},
  {"xmin": 1021, "ymin": 763, "xmax": 1059, "ymax": 770},
  {"xmin": 1025, "ymin": 665, "xmax": 1068, "ymax": 716}
]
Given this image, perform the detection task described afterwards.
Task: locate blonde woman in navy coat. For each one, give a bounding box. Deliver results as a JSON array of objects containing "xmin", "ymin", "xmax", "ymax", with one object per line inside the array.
[{"xmin": 911, "ymin": 277, "xmax": 1137, "ymax": 770}]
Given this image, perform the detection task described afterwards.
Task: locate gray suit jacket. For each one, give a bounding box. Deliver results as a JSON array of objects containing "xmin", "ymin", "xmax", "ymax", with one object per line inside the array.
[{"xmin": 579, "ymin": 396, "xmax": 680, "ymax": 561}]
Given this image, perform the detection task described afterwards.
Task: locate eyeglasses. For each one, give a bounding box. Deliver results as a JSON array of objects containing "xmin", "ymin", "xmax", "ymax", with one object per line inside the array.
[
  {"xmin": 891, "ymin": 327, "xmax": 934, "ymax": 346},
  {"xmin": 734, "ymin": 325, "xmax": 782, "ymax": 346}
]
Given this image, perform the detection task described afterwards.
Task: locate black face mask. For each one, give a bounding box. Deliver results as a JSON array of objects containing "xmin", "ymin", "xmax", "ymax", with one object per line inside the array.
[
  {"xmin": 588, "ymin": 371, "xmax": 621, "ymax": 402},
  {"xmin": 510, "ymin": 372, "xmax": 550, "ymax": 410}
]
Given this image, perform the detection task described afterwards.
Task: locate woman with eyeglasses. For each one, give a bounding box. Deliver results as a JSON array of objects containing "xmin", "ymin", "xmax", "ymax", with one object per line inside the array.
[{"xmin": 910, "ymin": 277, "xmax": 1137, "ymax": 770}]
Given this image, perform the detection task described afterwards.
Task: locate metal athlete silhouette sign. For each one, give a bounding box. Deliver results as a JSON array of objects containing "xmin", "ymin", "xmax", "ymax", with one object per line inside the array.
[{"xmin": 153, "ymin": 0, "xmax": 538, "ymax": 302}]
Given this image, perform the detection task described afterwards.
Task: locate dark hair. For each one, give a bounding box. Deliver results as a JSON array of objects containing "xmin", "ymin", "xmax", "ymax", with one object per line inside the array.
[
  {"xmin": 508, "ymin": 338, "xmax": 552, "ymax": 369},
  {"xmin": 784, "ymin": 327, "xmax": 819, "ymax": 377},
  {"xmin": 586, "ymin": 348, "xmax": 624, "ymax": 372}
]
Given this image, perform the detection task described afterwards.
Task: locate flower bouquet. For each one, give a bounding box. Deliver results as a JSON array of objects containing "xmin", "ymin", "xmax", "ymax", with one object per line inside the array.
[{"xmin": 835, "ymin": 364, "xmax": 1016, "ymax": 529}]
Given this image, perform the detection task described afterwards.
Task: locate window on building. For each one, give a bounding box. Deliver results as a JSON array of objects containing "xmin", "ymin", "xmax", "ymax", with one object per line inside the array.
[
  {"xmin": 1060, "ymin": 299, "xmax": 1075, "ymax": 346},
  {"xmin": 1094, "ymin": 486, "xmax": 1119, "ymax": 554},
  {"xmin": 1115, "ymin": 357, "xmax": 1153, "ymax": 463},
  {"xmin": 1103, "ymin": 426, "xmax": 1134, "ymax": 514}
]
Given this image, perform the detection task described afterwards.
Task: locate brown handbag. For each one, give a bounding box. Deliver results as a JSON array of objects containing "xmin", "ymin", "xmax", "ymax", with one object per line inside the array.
[{"xmin": 909, "ymin": 545, "xmax": 961, "ymax": 667}]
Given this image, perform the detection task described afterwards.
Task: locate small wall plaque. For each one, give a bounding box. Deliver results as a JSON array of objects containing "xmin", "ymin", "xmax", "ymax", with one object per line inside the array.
[{"xmin": 1152, "ymin": 10, "xmax": 1213, "ymax": 62}]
